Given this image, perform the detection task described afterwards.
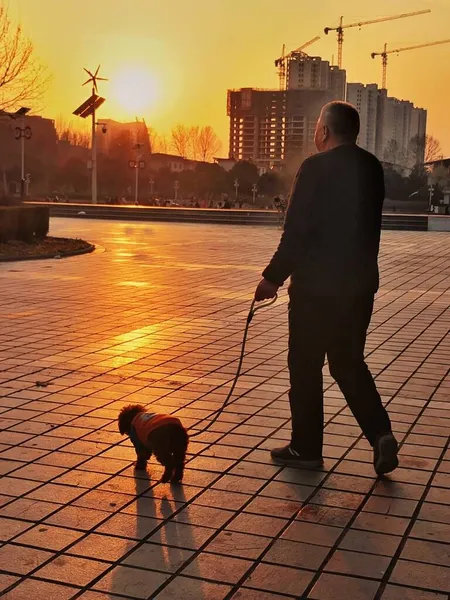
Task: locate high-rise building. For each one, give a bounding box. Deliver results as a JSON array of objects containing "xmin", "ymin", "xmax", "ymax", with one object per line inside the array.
[
  {"xmin": 346, "ymin": 83, "xmax": 379, "ymax": 155},
  {"xmin": 346, "ymin": 83, "xmax": 427, "ymax": 168},
  {"xmin": 375, "ymin": 89, "xmax": 427, "ymax": 167},
  {"xmin": 286, "ymin": 54, "xmax": 346, "ymax": 96},
  {"xmin": 284, "ymin": 89, "xmax": 337, "ymax": 170},
  {"xmin": 227, "ymin": 56, "xmax": 346, "ymax": 171}
]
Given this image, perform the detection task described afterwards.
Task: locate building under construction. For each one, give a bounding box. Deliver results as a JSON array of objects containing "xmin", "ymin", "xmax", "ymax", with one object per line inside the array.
[{"xmin": 227, "ymin": 54, "xmax": 346, "ymax": 171}]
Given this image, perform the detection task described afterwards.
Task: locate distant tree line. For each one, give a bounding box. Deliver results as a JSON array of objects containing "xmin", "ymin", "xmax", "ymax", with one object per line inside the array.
[{"xmin": 383, "ymin": 134, "xmax": 446, "ymax": 206}]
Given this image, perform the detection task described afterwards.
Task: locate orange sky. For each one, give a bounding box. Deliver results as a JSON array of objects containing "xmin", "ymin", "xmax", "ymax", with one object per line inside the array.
[{"xmin": 10, "ymin": 0, "xmax": 450, "ymax": 155}]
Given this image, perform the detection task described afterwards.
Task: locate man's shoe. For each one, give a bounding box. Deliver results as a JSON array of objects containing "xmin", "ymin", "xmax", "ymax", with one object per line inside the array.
[
  {"xmin": 270, "ymin": 444, "xmax": 324, "ymax": 469},
  {"xmin": 373, "ymin": 433, "xmax": 399, "ymax": 476}
]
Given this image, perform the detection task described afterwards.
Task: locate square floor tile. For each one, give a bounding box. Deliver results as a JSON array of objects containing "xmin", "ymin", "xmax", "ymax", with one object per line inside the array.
[
  {"xmin": 94, "ymin": 565, "xmax": 169, "ymax": 599},
  {"xmin": 0, "ymin": 543, "xmax": 54, "ymax": 574},
  {"xmin": 325, "ymin": 549, "xmax": 391, "ymax": 579},
  {"xmin": 182, "ymin": 552, "xmax": 253, "ymax": 584},
  {"xmin": 226, "ymin": 513, "xmax": 287, "ymax": 537},
  {"xmin": 282, "ymin": 521, "xmax": 343, "ymax": 547},
  {"xmin": 205, "ymin": 530, "xmax": 272, "ymax": 560},
  {"xmin": 123, "ymin": 542, "xmax": 193, "ymax": 573},
  {"xmin": 149, "ymin": 522, "xmax": 216, "ymax": 550},
  {"xmin": 46, "ymin": 505, "xmax": 109, "ymax": 531},
  {"xmin": 380, "ymin": 583, "xmax": 447, "ymax": 599},
  {"xmin": 308, "ymin": 573, "xmax": 379, "ymax": 599},
  {"xmin": 400, "ymin": 538, "xmax": 450, "ymax": 567},
  {"xmin": 0, "ymin": 517, "xmax": 32, "ymax": 541},
  {"xmin": 264, "ymin": 539, "xmax": 329, "ymax": 570},
  {"xmin": 244, "ymin": 563, "xmax": 313, "ymax": 597},
  {"xmin": 233, "ymin": 590, "xmax": 291, "ymax": 600},
  {"xmin": 339, "ymin": 530, "xmax": 401, "ymax": 557},
  {"xmin": 154, "ymin": 575, "xmax": 231, "ymax": 599},
  {"xmin": 15, "ymin": 524, "xmax": 83, "ymax": 551},
  {"xmin": 390, "ymin": 559, "xmax": 450, "ymax": 593},
  {"xmin": 68, "ymin": 533, "xmax": 136, "ymax": 562},
  {"xmin": 95, "ymin": 512, "xmax": 160, "ymax": 539},
  {"xmin": 34, "ymin": 554, "xmax": 110, "ymax": 586},
  {"xmin": 0, "ymin": 574, "xmax": 19, "ymax": 594},
  {"xmin": 1, "ymin": 578, "xmax": 78, "ymax": 600}
]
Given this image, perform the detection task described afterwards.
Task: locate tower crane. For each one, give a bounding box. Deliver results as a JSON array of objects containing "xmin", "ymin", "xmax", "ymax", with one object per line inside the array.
[
  {"xmin": 324, "ymin": 9, "xmax": 431, "ymax": 69},
  {"xmin": 275, "ymin": 35, "xmax": 321, "ymax": 90},
  {"xmin": 372, "ymin": 38, "xmax": 450, "ymax": 90}
]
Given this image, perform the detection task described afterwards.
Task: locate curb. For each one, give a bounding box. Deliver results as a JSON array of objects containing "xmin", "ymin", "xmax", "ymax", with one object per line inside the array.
[{"xmin": 0, "ymin": 243, "xmax": 95, "ymax": 263}]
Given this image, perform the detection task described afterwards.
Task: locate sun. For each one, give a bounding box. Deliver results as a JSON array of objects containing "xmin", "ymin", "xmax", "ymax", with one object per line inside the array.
[{"xmin": 111, "ymin": 66, "xmax": 158, "ymax": 115}]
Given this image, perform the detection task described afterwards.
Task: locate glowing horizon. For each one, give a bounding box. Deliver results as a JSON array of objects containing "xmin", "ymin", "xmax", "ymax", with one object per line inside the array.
[{"xmin": 8, "ymin": 0, "xmax": 450, "ymax": 156}]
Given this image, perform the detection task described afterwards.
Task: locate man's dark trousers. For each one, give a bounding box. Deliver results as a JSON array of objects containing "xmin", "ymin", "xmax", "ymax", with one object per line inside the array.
[{"xmin": 288, "ymin": 288, "xmax": 392, "ymax": 458}]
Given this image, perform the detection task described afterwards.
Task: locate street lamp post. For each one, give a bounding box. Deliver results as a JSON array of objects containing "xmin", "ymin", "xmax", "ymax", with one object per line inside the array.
[
  {"xmin": 0, "ymin": 107, "xmax": 31, "ymax": 199},
  {"xmin": 252, "ymin": 183, "xmax": 258, "ymax": 205},
  {"xmin": 234, "ymin": 178, "xmax": 239, "ymax": 200},
  {"xmin": 73, "ymin": 66, "xmax": 107, "ymax": 205},
  {"xmin": 129, "ymin": 144, "xmax": 145, "ymax": 205},
  {"xmin": 428, "ymin": 184, "xmax": 434, "ymax": 214},
  {"xmin": 174, "ymin": 180, "xmax": 179, "ymax": 202},
  {"xmin": 14, "ymin": 119, "xmax": 32, "ymax": 199},
  {"xmin": 25, "ymin": 174, "xmax": 31, "ymax": 197},
  {"xmin": 149, "ymin": 178, "xmax": 155, "ymax": 197}
]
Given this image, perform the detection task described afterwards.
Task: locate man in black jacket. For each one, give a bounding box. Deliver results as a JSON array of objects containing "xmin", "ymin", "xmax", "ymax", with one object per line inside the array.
[{"xmin": 255, "ymin": 101, "xmax": 398, "ymax": 476}]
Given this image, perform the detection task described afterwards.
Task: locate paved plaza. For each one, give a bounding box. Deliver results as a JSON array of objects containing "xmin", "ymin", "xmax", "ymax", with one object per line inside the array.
[{"xmin": 0, "ymin": 219, "xmax": 449, "ymax": 600}]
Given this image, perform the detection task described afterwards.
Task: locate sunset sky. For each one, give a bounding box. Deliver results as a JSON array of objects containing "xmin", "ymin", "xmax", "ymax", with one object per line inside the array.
[{"xmin": 10, "ymin": 0, "xmax": 450, "ymax": 155}]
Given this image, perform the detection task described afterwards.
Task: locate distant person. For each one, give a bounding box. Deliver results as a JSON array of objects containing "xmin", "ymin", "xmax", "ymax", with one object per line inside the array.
[{"xmin": 255, "ymin": 101, "xmax": 398, "ymax": 476}]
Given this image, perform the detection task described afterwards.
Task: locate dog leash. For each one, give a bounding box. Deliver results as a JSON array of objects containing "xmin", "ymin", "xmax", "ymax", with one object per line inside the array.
[{"xmin": 189, "ymin": 294, "xmax": 278, "ymax": 438}]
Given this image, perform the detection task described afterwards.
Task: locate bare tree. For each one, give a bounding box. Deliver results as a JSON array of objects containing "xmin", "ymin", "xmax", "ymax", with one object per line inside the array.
[
  {"xmin": 156, "ymin": 135, "xmax": 170, "ymax": 154},
  {"xmin": 425, "ymin": 135, "xmax": 443, "ymax": 164},
  {"xmin": 383, "ymin": 139, "xmax": 400, "ymax": 165},
  {"xmin": 409, "ymin": 134, "xmax": 426, "ymax": 166},
  {"xmin": 409, "ymin": 134, "xmax": 443, "ymax": 166},
  {"xmin": 0, "ymin": 4, "xmax": 50, "ymax": 111},
  {"xmin": 193, "ymin": 126, "xmax": 222, "ymax": 162},
  {"xmin": 148, "ymin": 127, "xmax": 170, "ymax": 154},
  {"xmin": 171, "ymin": 124, "xmax": 193, "ymax": 158},
  {"xmin": 189, "ymin": 126, "xmax": 200, "ymax": 160}
]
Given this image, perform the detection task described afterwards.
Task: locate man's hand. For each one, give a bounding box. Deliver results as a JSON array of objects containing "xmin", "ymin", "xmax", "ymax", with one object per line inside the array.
[{"xmin": 254, "ymin": 278, "xmax": 279, "ymax": 302}]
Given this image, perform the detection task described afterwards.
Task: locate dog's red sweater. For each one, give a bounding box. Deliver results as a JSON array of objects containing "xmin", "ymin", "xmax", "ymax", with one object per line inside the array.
[{"xmin": 131, "ymin": 412, "xmax": 182, "ymax": 447}]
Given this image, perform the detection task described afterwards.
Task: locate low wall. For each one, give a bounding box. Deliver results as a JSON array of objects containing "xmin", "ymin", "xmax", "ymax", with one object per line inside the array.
[
  {"xmin": 26, "ymin": 202, "xmax": 450, "ymax": 232},
  {"xmin": 428, "ymin": 216, "xmax": 450, "ymax": 232}
]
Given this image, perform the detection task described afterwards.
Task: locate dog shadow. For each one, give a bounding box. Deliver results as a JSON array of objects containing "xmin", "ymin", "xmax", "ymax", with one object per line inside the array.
[
  {"xmin": 109, "ymin": 466, "xmax": 199, "ymax": 597},
  {"xmin": 104, "ymin": 469, "xmax": 190, "ymax": 597}
]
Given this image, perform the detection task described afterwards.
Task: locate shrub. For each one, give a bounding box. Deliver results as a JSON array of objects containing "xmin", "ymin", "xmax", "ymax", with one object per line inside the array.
[
  {"xmin": 34, "ymin": 207, "xmax": 49, "ymax": 238},
  {"xmin": 0, "ymin": 208, "xmax": 19, "ymax": 242},
  {"xmin": 0, "ymin": 206, "xmax": 49, "ymax": 243}
]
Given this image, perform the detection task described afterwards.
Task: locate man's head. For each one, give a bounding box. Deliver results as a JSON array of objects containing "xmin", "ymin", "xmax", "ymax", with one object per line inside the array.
[{"xmin": 314, "ymin": 101, "xmax": 360, "ymax": 152}]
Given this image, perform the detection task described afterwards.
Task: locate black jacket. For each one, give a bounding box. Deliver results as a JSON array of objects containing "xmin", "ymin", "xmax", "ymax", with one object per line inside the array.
[{"xmin": 263, "ymin": 144, "xmax": 384, "ymax": 296}]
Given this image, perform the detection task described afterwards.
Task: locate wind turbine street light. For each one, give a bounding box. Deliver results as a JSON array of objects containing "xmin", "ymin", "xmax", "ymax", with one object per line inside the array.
[{"xmin": 73, "ymin": 65, "xmax": 107, "ymax": 204}]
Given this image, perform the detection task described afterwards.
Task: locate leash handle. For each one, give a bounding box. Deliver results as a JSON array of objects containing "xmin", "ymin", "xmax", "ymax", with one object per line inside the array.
[{"xmin": 248, "ymin": 293, "xmax": 278, "ymax": 323}]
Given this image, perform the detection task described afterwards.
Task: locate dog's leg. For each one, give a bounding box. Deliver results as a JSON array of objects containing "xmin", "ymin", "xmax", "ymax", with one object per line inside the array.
[
  {"xmin": 171, "ymin": 430, "xmax": 188, "ymax": 483},
  {"xmin": 155, "ymin": 452, "xmax": 173, "ymax": 483},
  {"xmin": 135, "ymin": 449, "xmax": 152, "ymax": 471}
]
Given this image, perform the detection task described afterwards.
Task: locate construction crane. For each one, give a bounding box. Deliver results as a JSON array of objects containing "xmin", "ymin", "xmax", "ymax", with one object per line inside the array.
[
  {"xmin": 372, "ymin": 38, "xmax": 450, "ymax": 90},
  {"xmin": 324, "ymin": 9, "xmax": 431, "ymax": 69},
  {"xmin": 275, "ymin": 35, "xmax": 321, "ymax": 90}
]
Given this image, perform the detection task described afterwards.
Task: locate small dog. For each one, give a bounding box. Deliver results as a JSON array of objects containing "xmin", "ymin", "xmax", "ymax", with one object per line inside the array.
[{"xmin": 118, "ymin": 404, "xmax": 189, "ymax": 483}]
